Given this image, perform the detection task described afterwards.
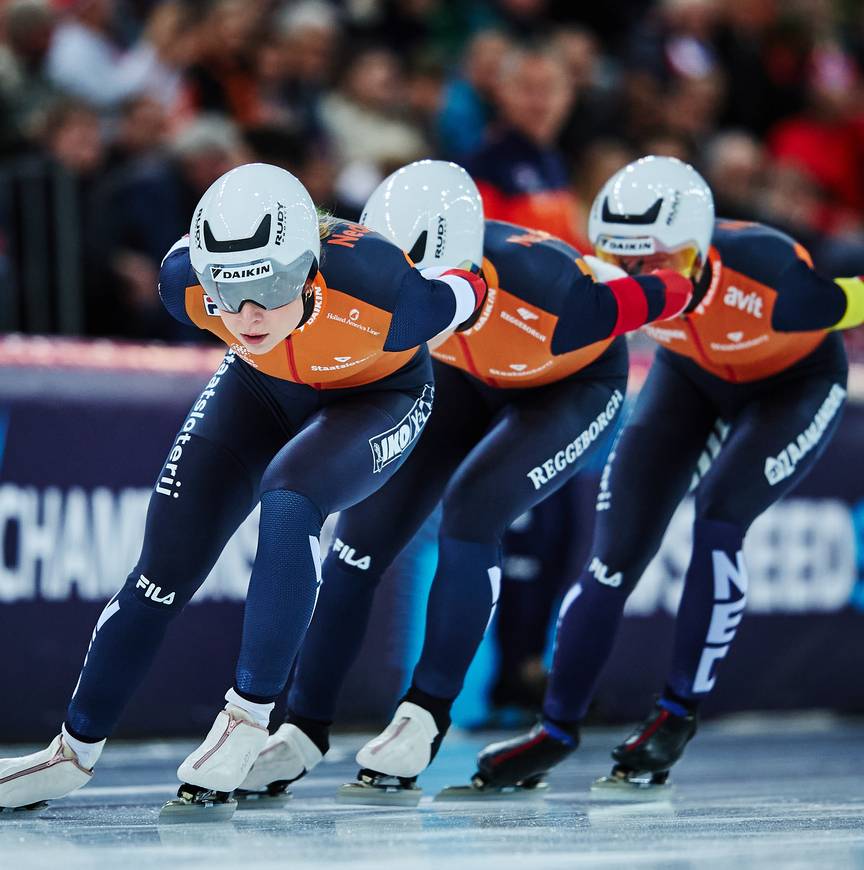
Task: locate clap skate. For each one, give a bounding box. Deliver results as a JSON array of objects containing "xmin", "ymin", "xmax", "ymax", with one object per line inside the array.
[
  {"xmin": 591, "ymin": 701, "xmax": 697, "ymax": 800},
  {"xmin": 0, "ymin": 733, "xmax": 103, "ymax": 815},
  {"xmin": 233, "ymin": 723, "xmax": 324, "ymax": 809},
  {"xmin": 436, "ymin": 721, "xmax": 576, "ymax": 801},
  {"xmin": 159, "ymin": 704, "xmax": 268, "ymax": 823},
  {"xmin": 336, "ymin": 702, "xmax": 439, "ymax": 807}
]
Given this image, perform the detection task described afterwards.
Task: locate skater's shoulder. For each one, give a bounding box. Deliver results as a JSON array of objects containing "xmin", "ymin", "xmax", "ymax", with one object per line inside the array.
[
  {"xmin": 483, "ymin": 220, "xmax": 586, "ymax": 307},
  {"xmin": 158, "ymin": 236, "xmax": 198, "ymax": 326},
  {"xmin": 712, "ymin": 220, "xmax": 811, "ymax": 287}
]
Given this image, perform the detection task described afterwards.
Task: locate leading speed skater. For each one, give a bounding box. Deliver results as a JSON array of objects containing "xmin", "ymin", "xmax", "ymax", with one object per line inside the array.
[{"xmin": 0, "ymin": 162, "xmax": 486, "ymax": 819}]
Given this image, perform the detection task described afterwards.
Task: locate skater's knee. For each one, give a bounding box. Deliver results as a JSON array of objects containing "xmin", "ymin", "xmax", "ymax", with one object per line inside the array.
[
  {"xmin": 123, "ymin": 566, "xmax": 192, "ymax": 611},
  {"xmin": 258, "ymin": 489, "xmax": 325, "ymax": 537},
  {"xmin": 693, "ymin": 489, "xmax": 751, "ymax": 531}
]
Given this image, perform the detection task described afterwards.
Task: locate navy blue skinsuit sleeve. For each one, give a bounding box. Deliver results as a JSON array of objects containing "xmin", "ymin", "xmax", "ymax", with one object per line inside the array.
[
  {"xmin": 383, "ymin": 268, "xmax": 462, "ymax": 352},
  {"xmin": 771, "ymin": 258, "xmax": 849, "ymax": 332},
  {"xmin": 158, "ymin": 239, "xmax": 197, "ymax": 327}
]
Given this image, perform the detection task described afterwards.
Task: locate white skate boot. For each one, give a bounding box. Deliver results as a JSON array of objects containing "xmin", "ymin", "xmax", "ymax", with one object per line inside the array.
[
  {"xmin": 337, "ymin": 702, "xmax": 439, "ymax": 807},
  {"xmin": 234, "ymin": 723, "xmax": 323, "ymax": 808},
  {"xmin": 0, "ymin": 734, "xmax": 103, "ymax": 814},
  {"xmin": 159, "ymin": 704, "xmax": 268, "ymax": 823}
]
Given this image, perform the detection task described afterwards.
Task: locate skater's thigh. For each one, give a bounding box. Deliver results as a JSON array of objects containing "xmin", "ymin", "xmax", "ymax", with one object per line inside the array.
[
  {"xmin": 330, "ymin": 366, "xmax": 492, "ymax": 573},
  {"xmin": 590, "ymin": 355, "xmax": 719, "ymax": 582},
  {"xmin": 440, "ymin": 372, "xmax": 628, "ymax": 541},
  {"xmin": 133, "ymin": 359, "xmax": 289, "ymax": 606},
  {"xmin": 259, "ymin": 379, "xmax": 437, "ymax": 517},
  {"xmin": 695, "ymin": 371, "xmax": 848, "ymax": 529}
]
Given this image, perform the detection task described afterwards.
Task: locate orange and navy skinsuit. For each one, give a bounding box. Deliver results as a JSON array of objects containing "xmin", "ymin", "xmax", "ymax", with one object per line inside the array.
[
  {"xmin": 63, "ymin": 219, "xmax": 488, "ymax": 741},
  {"xmin": 283, "ymin": 218, "xmax": 695, "ymax": 724},
  {"xmin": 159, "ymin": 220, "xmax": 484, "ymax": 391},
  {"xmin": 541, "ymin": 219, "xmax": 854, "ymax": 733},
  {"xmin": 434, "ymin": 220, "xmax": 692, "ymax": 389},
  {"xmin": 640, "ymin": 219, "xmax": 853, "ymax": 383}
]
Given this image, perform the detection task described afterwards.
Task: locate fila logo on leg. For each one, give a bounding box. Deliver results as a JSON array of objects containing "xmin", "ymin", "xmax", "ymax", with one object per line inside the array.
[{"xmin": 136, "ymin": 574, "xmax": 175, "ymax": 605}]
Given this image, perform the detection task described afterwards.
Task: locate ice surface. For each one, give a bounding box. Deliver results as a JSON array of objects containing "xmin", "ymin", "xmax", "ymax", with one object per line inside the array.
[{"xmin": 2, "ymin": 716, "xmax": 863, "ymax": 870}]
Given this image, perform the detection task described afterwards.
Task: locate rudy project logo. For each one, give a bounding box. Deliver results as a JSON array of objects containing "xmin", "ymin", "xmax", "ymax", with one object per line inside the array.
[
  {"xmin": 596, "ymin": 235, "xmax": 655, "ymax": 255},
  {"xmin": 369, "ymin": 384, "xmax": 434, "ymax": 472},
  {"xmin": 203, "ymin": 293, "xmax": 220, "ymax": 316},
  {"xmin": 435, "ymin": 216, "xmax": 447, "ymax": 258},
  {"xmin": 275, "ymin": 202, "xmax": 286, "ymax": 245},
  {"xmin": 764, "ymin": 384, "xmax": 846, "ymax": 486},
  {"xmin": 210, "ymin": 261, "xmax": 274, "ymax": 283}
]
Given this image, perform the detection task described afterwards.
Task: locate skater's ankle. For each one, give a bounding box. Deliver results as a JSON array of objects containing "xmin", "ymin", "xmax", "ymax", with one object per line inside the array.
[
  {"xmin": 61, "ymin": 723, "xmax": 106, "ymax": 770},
  {"xmin": 403, "ymin": 684, "xmax": 453, "ymax": 736},
  {"xmin": 286, "ymin": 711, "xmax": 331, "ymax": 756},
  {"xmin": 540, "ymin": 717, "xmax": 579, "ymax": 746},
  {"xmin": 658, "ymin": 688, "xmax": 699, "ymax": 719},
  {"xmin": 225, "ymin": 688, "xmax": 275, "ymax": 728}
]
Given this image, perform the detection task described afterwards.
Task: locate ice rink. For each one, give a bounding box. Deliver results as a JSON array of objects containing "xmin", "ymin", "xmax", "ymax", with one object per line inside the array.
[{"xmin": 2, "ymin": 715, "xmax": 863, "ymax": 870}]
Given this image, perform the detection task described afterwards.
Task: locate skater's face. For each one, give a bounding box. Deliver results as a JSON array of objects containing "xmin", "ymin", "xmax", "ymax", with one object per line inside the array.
[{"xmin": 219, "ymin": 297, "xmax": 306, "ymax": 354}]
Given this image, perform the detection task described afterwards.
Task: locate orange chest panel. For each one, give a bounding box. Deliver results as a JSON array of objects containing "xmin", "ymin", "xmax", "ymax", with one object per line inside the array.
[
  {"xmin": 643, "ymin": 263, "xmax": 826, "ymax": 383},
  {"xmin": 433, "ymin": 286, "xmax": 612, "ymax": 388},
  {"xmin": 185, "ymin": 280, "xmax": 416, "ymax": 389}
]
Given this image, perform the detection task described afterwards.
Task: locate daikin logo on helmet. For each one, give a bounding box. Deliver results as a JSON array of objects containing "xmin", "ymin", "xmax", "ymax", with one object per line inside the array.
[
  {"xmin": 597, "ymin": 236, "xmax": 655, "ymax": 255},
  {"xmin": 210, "ymin": 262, "xmax": 274, "ymax": 282}
]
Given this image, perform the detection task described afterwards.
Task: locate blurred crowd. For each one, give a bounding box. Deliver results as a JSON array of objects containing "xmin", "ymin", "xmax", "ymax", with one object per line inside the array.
[{"xmin": 1, "ymin": 0, "xmax": 864, "ymax": 347}]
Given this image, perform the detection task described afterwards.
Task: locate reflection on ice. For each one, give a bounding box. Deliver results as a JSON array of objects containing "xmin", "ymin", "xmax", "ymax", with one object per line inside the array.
[{"xmin": 2, "ymin": 716, "xmax": 864, "ymax": 870}]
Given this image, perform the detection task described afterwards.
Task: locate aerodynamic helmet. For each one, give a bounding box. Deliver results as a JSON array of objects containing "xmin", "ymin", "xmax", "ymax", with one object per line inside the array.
[
  {"xmin": 189, "ymin": 163, "xmax": 320, "ymax": 312},
  {"xmin": 588, "ymin": 156, "xmax": 714, "ymax": 278},
  {"xmin": 361, "ymin": 159, "xmax": 484, "ymax": 271}
]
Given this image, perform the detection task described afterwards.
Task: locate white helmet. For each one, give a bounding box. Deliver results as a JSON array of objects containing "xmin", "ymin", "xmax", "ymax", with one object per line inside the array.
[
  {"xmin": 189, "ymin": 163, "xmax": 320, "ymax": 312},
  {"xmin": 360, "ymin": 159, "xmax": 484, "ymax": 270},
  {"xmin": 588, "ymin": 156, "xmax": 714, "ymax": 277}
]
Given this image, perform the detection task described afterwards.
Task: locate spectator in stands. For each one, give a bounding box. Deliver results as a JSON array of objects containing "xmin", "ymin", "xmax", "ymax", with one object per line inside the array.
[
  {"xmin": 185, "ymin": 0, "xmax": 267, "ymax": 125},
  {"xmin": 437, "ymin": 30, "xmax": 511, "ymax": 160},
  {"xmin": 466, "ymin": 44, "xmax": 578, "ymax": 244},
  {"xmin": 769, "ymin": 43, "xmax": 864, "ymax": 228},
  {"xmin": 46, "ymin": 0, "xmax": 191, "ymax": 113},
  {"xmin": 703, "ymin": 129, "xmax": 765, "ymax": 220},
  {"xmin": 0, "ymin": 0, "xmax": 58, "ymax": 155},
  {"xmin": 320, "ymin": 45, "xmax": 428, "ymax": 211},
  {"xmin": 255, "ymin": 0, "xmax": 341, "ymax": 136},
  {"xmin": 87, "ymin": 115, "xmax": 248, "ymax": 340}
]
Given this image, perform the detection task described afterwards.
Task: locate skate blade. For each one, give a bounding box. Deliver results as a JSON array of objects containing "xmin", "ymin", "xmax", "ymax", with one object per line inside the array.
[
  {"xmin": 158, "ymin": 796, "xmax": 237, "ymax": 823},
  {"xmin": 0, "ymin": 801, "xmax": 49, "ymax": 817},
  {"xmin": 336, "ymin": 781, "xmax": 421, "ymax": 807},
  {"xmin": 590, "ymin": 775, "xmax": 674, "ymax": 802},
  {"xmin": 434, "ymin": 782, "xmax": 549, "ymax": 802},
  {"xmin": 234, "ymin": 789, "xmax": 292, "ymax": 810}
]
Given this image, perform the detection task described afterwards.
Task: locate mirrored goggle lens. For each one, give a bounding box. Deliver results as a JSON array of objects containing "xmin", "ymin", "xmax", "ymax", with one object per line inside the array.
[
  {"xmin": 197, "ymin": 252, "xmax": 318, "ymax": 313},
  {"xmin": 595, "ymin": 243, "xmax": 699, "ymax": 278}
]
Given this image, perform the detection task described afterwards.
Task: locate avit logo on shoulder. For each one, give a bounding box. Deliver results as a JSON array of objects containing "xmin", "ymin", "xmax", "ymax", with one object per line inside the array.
[{"xmin": 211, "ymin": 262, "xmax": 274, "ymax": 283}]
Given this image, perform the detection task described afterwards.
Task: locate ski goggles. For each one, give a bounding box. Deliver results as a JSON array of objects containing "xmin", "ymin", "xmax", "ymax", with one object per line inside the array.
[
  {"xmin": 195, "ymin": 250, "xmax": 318, "ymax": 313},
  {"xmin": 594, "ymin": 235, "xmax": 700, "ymax": 278}
]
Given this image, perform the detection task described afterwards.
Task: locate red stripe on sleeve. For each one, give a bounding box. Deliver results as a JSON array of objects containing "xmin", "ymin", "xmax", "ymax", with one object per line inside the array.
[
  {"xmin": 655, "ymin": 270, "xmax": 693, "ymax": 320},
  {"xmin": 443, "ymin": 268, "xmax": 487, "ymax": 309},
  {"xmin": 607, "ymin": 276, "xmax": 649, "ymax": 336}
]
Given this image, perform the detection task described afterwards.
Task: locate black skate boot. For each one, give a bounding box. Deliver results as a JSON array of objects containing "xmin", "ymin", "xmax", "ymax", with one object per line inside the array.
[
  {"xmin": 436, "ymin": 720, "xmax": 578, "ymax": 801},
  {"xmin": 591, "ymin": 700, "xmax": 698, "ymax": 800}
]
